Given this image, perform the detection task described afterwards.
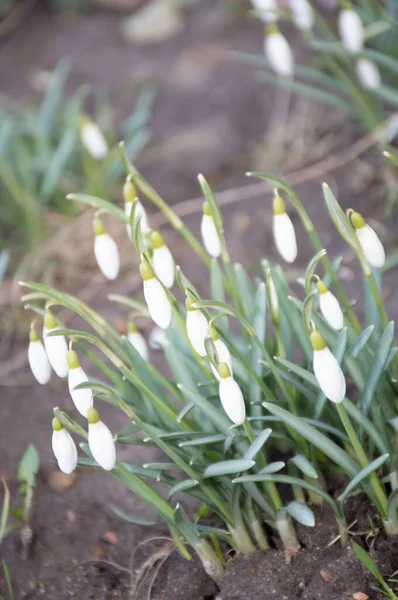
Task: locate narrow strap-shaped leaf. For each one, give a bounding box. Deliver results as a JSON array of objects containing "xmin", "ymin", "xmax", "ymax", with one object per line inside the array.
[
  {"xmin": 177, "ymin": 403, "xmax": 195, "ymax": 423},
  {"xmin": 322, "ymin": 184, "xmax": 357, "ymax": 249},
  {"xmin": 249, "ymin": 283, "xmax": 266, "ymax": 416},
  {"xmin": 349, "ymin": 325, "xmax": 374, "ymax": 359},
  {"xmin": 179, "ymin": 434, "xmax": 226, "ymax": 447},
  {"xmin": 67, "ymin": 192, "xmax": 127, "ymax": 222},
  {"xmin": 289, "ymin": 455, "xmax": 318, "ymax": 479},
  {"xmin": 305, "ymin": 249, "xmax": 327, "ymax": 294},
  {"xmin": 204, "ymin": 459, "xmax": 255, "ymax": 478},
  {"xmin": 286, "ymin": 501, "xmax": 315, "ymax": 527},
  {"xmin": 340, "ymin": 454, "xmax": 389, "ymax": 512},
  {"xmin": 233, "ymin": 263, "xmax": 255, "ymax": 321},
  {"xmin": 351, "ymin": 541, "xmax": 397, "ymax": 596},
  {"xmin": 259, "ymin": 461, "xmax": 285, "ymax": 474},
  {"xmin": 168, "ymin": 480, "xmax": 199, "ymax": 498},
  {"xmin": 178, "ymin": 384, "xmax": 234, "ymax": 437},
  {"xmin": 174, "ymin": 503, "xmax": 201, "ymax": 548},
  {"xmin": 109, "ymin": 504, "xmax": 159, "ymax": 526},
  {"xmin": 360, "ymin": 322, "xmax": 395, "ymax": 415},
  {"xmin": 243, "ymin": 429, "xmax": 272, "ymax": 461}
]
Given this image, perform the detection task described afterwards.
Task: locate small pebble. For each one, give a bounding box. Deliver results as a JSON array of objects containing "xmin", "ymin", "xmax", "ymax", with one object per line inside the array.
[
  {"xmin": 320, "ymin": 569, "xmax": 332, "ymax": 581},
  {"xmin": 353, "ymin": 594, "xmax": 369, "ymax": 600},
  {"xmin": 48, "ymin": 471, "xmax": 77, "ymax": 491},
  {"xmin": 103, "ymin": 530, "xmax": 118, "ymax": 545}
]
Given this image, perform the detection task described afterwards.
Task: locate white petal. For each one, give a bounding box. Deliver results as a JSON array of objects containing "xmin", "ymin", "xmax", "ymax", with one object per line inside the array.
[
  {"xmin": 265, "ymin": 32, "xmax": 294, "ymax": 78},
  {"xmin": 152, "ymin": 245, "xmax": 175, "ymax": 289},
  {"xmin": 356, "ymin": 224, "xmax": 385, "ymax": 268},
  {"xmin": 251, "ymin": 0, "xmax": 277, "ymax": 22},
  {"xmin": 186, "ymin": 309, "xmax": 208, "ymax": 356},
  {"xmin": 125, "ymin": 200, "xmax": 149, "ymax": 239},
  {"xmin": 289, "ymin": 0, "xmax": 314, "ymax": 30},
  {"xmin": 338, "ymin": 9, "xmax": 364, "ymax": 53},
  {"xmin": 201, "ymin": 214, "xmax": 221, "ymax": 258},
  {"xmin": 68, "ymin": 367, "xmax": 93, "ymax": 417},
  {"xmin": 88, "ymin": 421, "xmax": 116, "ymax": 471},
  {"xmin": 211, "ymin": 339, "xmax": 233, "ymax": 381},
  {"xmin": 219, "ymin": 376, "xmax": 246, "ymax": 425},
  {"xmin": 43, "ymin": 327, "xmax": 68, "ymax": 378},
  {"xmin": 80, "ymin": 123, "xmax": 108, "ymax": 159},
  {"xmin": 273, "ymin": 213, "xmax": 297, "ymax": 263},
  {"xmin": 319, "ymin": 291, "xmax": 344, "ymax": 331},
  {"xmin": 52, "ymin": 429, "xmax": 78, "ymax": 475},
  {"xmin": 127, "ymin": 331, "xmax": 149, "ymax": 360},
  {"xmin": 94, "ymin": 233, "xmax": 120, "ymax": 280},
  {"xmin": 313, "ymin": 347, "xmax": 346, "ymax": 403},
  {"xmin": 143, "ymin": 278, "xmax": 172, "ymax": 329},
  {"xmin": 356, "ymin": 58, "xmax": 381, "ymax": 90},
  {"xmin": 28, "ymin": 339, "xmax": 51, "ymax": 384}
]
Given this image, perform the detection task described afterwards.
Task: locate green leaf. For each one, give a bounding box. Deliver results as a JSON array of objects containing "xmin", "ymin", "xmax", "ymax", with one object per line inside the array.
[
  {"xmin": 286, "ymin": 501, "xmax": 315, "ymax": 527},
  {"xmin": 197, "ymin": 174, "xmax": 223, "ymax": 231},
  {"xmin": 290, "ymin": 455, "xmax": 318, "ymax": 479},
  {"xmin": 18, "ymin": 444, "xmax": 39, "ymax": 487},
  {"xmin": 210, "ymin": 259, "xmax": 227, "ymax": 332},
  {"xmin": 349, "ymin": 325, "xmax": 374, "ymax": 359},
  {"xmin": 67, "ymin": 193, "xmax": 127, "ymax": 222},
  {"xmin": 168, "ymin": 480, "xmax": 199, "ymax": 498},
  {"xmin": 203, "ymin": 459, "xmax": 255, "ymax": 478},
  {"xmin": 351, "ymin": 541, "xmax": 397, "ymax": 597},
  {"xmin": 243, "ymin": 429, "xmax": 272, "ymax": 461},
  {"xmin": 179, "ymin": 434, "xmax": 226, "ymax": 447},
  {"xmin": 174, "ymin": 503, "xmax": 201, "ymax": 548},
  {"xmin": 177, "ymin": 384, "xmax": 233, "ymax": 437},
  {"xmin": 259, "ymin": 461, "xmax": 285, "ymax": 474},
  {"xmin": 360, "ymin": 322, "xmax": 395, "ymax": 415},
  {"xmin": 40, "ymin": 129, "xmax": 76, "ymax": 199},
  {"xmin": 233, "ymin": 263, "xmax": 255, "ymax": 320},
  {"xmin": 0, "ymin": 480, "xmax": 10, "ymax": 544},
  {"xmin": 2, "ymin": 560, "xmax": 14, "ymax": 600},
  {"xmin": 177, "ymin": 403, "xmax": 195, "ymax": 423},
  {"xmin": 340, "ymin": 454, "xmax": 389, "ymax": 511},
  {"xmin": 109, "ymin": 504, "xmax": 159, "ymax": 526},
  {"xmin": 249, "ymin": 283, "xmax": 266, "ymax": 415},
  {"xmin": 322, "ymin": 183, "xmax": 357, "ymax": 249},
  {"xmin": 305, "ymin": 249, "xmax": 327, "ymax": 294},
  {"xmin": 39, "ymin": 59, "xmax": 71, "ymax": 136}
]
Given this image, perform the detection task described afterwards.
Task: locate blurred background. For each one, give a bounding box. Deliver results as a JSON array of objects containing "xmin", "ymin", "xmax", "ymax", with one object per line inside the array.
[{"xmin": 0, "ymin": 0, "xmax": 397, "ymax": 597}]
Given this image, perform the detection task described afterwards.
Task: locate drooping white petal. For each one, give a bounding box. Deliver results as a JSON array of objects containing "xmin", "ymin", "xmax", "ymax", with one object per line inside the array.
[
  {"xmin": 251, "ymin": 0, "xmax": 277, "ymax": 22},
  {"xmin": 186, "ymin": 309, "xmax": 208, "ymax": 356},
  {"xmin": 94, "ymin": 233, "xmax": 120, "ymax": 280},
  {"xmin": 68, "ymin": 366, "xmax": 93, "ymax": 417},
  {"xmin": 43, "ymin": 327, "xmax": 68, "ymax": 378},
  {"xmin": 273, "ymin": 212, "xmax": 297, "ymax": 263},
  {"xmin": 80, "ymin": 122, "xmax": 108, "ymax": 159},
  {"xmin": 319, "ymin": 291, "xmax": 344, "ymax": 331},
  {"xmin": 52, "ymin": 429, "xmax": 78, "ymax": 475},
  {"xmin": 88, "ymin": 421, "xmax": 116, "ymax": 471},
  {"xmin": 338, "ymin": 9, "xmax": 364, "ymax": 53},
  {"xmin": 289, "ymin": 0, "xmax": 314, "ymax": 30},
  {"xmin": 265, "ymin": 32, "xmax": 294, "ymax": 78},
  {"xmin": 356, "ymin": 58, "xmax": 381, "ymax": 90},
  {"xmin": 125, "ymin": 199, "xmax": 149, "ymax": 239},
  {"xmin": 28, "ymin": 339, "xmax": 51, "ymax": 385},
  {"xmin": 211, "ymin": 339, "xmax": 233, "ymax": 381},
  {"xmin": 201, "ymin": 214, "xmax": 221, "ymax": 258},
  {"xmin": 152, "ymin": 245, "xmax": 175, "ymax": 289},
  {"xmin": 356, "ymin": 224, "xmax": 385, "ymax": 268},
  {"xmin": 219, "ymin": 376, "xmax": 246, "ymax": 425},
  {"xmin": 313, "ymin": 347, "xmax": 346, "ymax": 403},
  {"xmin": 127, "ymin": 331, "xmax": 149, "ymax": 361},
  {"xmin": 143, "ymin": 278, "xmax": 172, "ymax": 329}
]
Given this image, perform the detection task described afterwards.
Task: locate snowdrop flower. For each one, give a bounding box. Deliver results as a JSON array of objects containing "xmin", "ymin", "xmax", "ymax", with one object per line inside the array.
[
  {"xmin": 140, "ymin": 260, "xmax": 172, "ymax": 329},
  {"xmin": 93, "ymin": 217, "xmax": 120, "ymax": 280},
  {"xmin": 265, "ymin": 26, "xmax": 294, "ymax": 78},
  {"xmin": 209, "ymin": 327, "xmax": 232, "ymax": 381},
  {"xmin": 251, "ymin": 0, "xmax": 278, "ymax": 22},
  {"xmin": 28, "ymin": 325, "xmax": 51, "ymax": 385},
  {"xmin": 79, "ymin": 118, "xmax": 108, "ymax": 160},
  {"xmin": 151, "ymin": 231, "xmax": 175, "ymax": 289},
  {"xmin": 67, "ymin": 350, "xmax": 93, "ymax": 417},
  {"xmin": 351, "ymin": 211, "xmax": 385, "ymax": 268},
  {"xmin": 356, "ymin": 58, "xmax": 381, "ymax": 90},
  {"xmin": 52, "ymin": 417, "xmax": 78, "ymax": 475},
  {"xmin": 127, "ymin": 321, "xmax": 149, "ymax": 361},
  {"xmin": 186, "ymin": 296, "xmax": 208, "ymax": 357},
  {"xmin": 272, "ymin": 190, "xmax": 297, "ymax": 263},
  {"xmin": 201, "ymin": 201, "xmax": 221, "ymax": 258},
  {"xmin": 338, "ymin": 9, "xmax": 364, "ymax": 53},
  {"xmin": 43, "ymin": 311, "xmax": 68, "ymax": 378},
  {"xmin": 311, "ymin": 330, "xmax": 346, "ymax": 403},
  {"xmin": 87, "ymin": 407, "xmax": 116, "ymax": 471},
  {"xmin": 123, "ymin": 177, "xmax": 149, "ymax": 238},
  {"xmin": 317, "ymin": 280, "xmax": 344, "ymax": 331},
  {"xmin": 289, "ymin": 0, "xmax": 314, "ymax": 31},
  {"xmin": 218, "ymin": 363, "xmax": 246, "ymax": 425}
]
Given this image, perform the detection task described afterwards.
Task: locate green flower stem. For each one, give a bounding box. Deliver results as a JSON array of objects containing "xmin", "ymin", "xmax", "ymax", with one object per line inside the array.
[
  {"xmin": 168, "ymin": 524, "xmax": 192, "ymax": 560},
  {"xmin": 366, "ymin": 273, "xmax": 389, "ymax": 329},
  {"xmin": 336, "ymin": 403, "xmax": 388, "ymax": 518}
]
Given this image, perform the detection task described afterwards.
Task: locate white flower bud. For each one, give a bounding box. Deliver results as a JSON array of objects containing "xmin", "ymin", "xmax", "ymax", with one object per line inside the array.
[
  {"xmin": 93, "ymin": 218, "xmax": 120, "ymax": 281},
  {"xmin": 186, "ymin": 298, "xmax": 208, "ymax": 356},
  {"xmin": 151, "ymin": 232, "xmax": 175, "ymax": 289},
  {"xmin": 251, "ymin": 0, "xmax": 278, "ymax": 22},
  {"xmin": 201, "ymin": 203, "xmax": 221, "ymax": 258},
  {"xmin": 311, "ymin": 331, "xmax": 346, "ymax": 403},
  {"xmin": 125, "ymin": 199, "xmax": 149, "ymax": 239},
  {"xmin": 273, "ymin": 193, "xmax": 297, "ymax": 263},
  {"xmin": 210, "ymin": 335, "xmax": 233, "ymax": 381},
  {"xmin": 289, "ymin": 0, "xmax": 314, "ymax": 30},
  {"xmin": 88, "ymin": 408, "xmax": 116, "ymax": 471},
  {"xmin": 127, "ymin": 324, "xmax": 149, "ymax": 361},
  {"xmin": 28, "ymin": 331, "xmax": 51, "ymax": 385},
  {"xmin": 338, "ymin": 9, "xmax": 364, "ymax": 53},
  {"xmin": 351, "ymin": 212, "xmax": 385, "ymax": 268},
  {"xmin": 67, "ymin": 351, "xmax": 93, "ymax": 417},
  {"xmin": 43, "ymin": 313, "xmax": 68, "ymax": 379},
  {"xmin": 218, "ymin": 364, "xmax": 246, "ymax": 425},
  {"xmin": 80, "ymin": 120, "xmax": 108, "ymax": 160},
  {"xmin": 52, "ymin": 420, "xmax": 78, "ymax": 475},
  {"xmin": 317, "ymin": 281, "xmax": 344, "ymax": 331},
  {"xmin": 140, "ymin": 262, "xmax": 172, "ymax": 329},
  {"xmin": 265, "ymin": 31, "xmax": 294, "ymax": 78},
  {"xmin": 356, "ymin": 58, "xmax": 381, "ymax": 90}
]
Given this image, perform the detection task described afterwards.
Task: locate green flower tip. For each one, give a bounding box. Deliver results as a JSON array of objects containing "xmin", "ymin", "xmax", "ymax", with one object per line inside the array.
[
  {"xmin": 351, "ymin": 211, "xmax": 365, "ymax": 230},
  {"xmin": 44, "ymin": 311, "xmax": 57, "ymax": 330},
  {"xmin": 67, "ymin": 350, "xmax": 80, "ymax": 370},
  {"xmin": 185, "ymin": 295, "xmax": 196, "ymax": 312},
  {"xmin": 52, "ymin": 417, "xmax": 63, "ymax": 432},
  {"xmin": 87, "ymin": 407, "xmax": 100, "ymax": 424},
  {"xmin": 29, "ymin": 325, "xmax": 39, "ymax": 342},
  {"xmin": 273, "ymin": 191, "xmax": 286, "ymax": 215},
  {"xmin": 203, "ymin": 201, "xmax": 211, "ymax": 216},
  {"xmin": 310, "ymin": 330, "xmax": 327, "ymax": 351},
  {"xmin": 128, "ymin": 320, "xmax": 137, "ymax": 333},
  {"xmin": 267, "ymin": 23, "xmax": 279, "ymax": 35},
  {"xmin": 151, "ymin": 231, "xmax": 164, "ymax": 249},
  {"xmin": 79, "ymin": 115, "xmax": 91, "ymax": 128},
  {"xmin": 316, "ymin": 280, "xmax": 328, "ymax": 295},
  {"xmin": 218, "ymin": 362, "xmax": 231, "ymax": 379},
  {"xmin": 93, "ymin": 217, "xmax": 105, "ymax": 236},
  {"xmin": 209, "ymin": 326, "xmax": 219, "ymax": 341},
  {"xmin": 140, "ymin": 261, "xmax": 154, "ymax": 281},
  {"xmin": 123, "ymin": 178, "xmax": 137, "ymax": 203}
]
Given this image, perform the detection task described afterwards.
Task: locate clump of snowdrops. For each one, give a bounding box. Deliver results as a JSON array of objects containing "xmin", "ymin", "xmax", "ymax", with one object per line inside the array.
[{"xmin": 21, "ymin": 143, "xmax": 398, "ymax": 580}]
